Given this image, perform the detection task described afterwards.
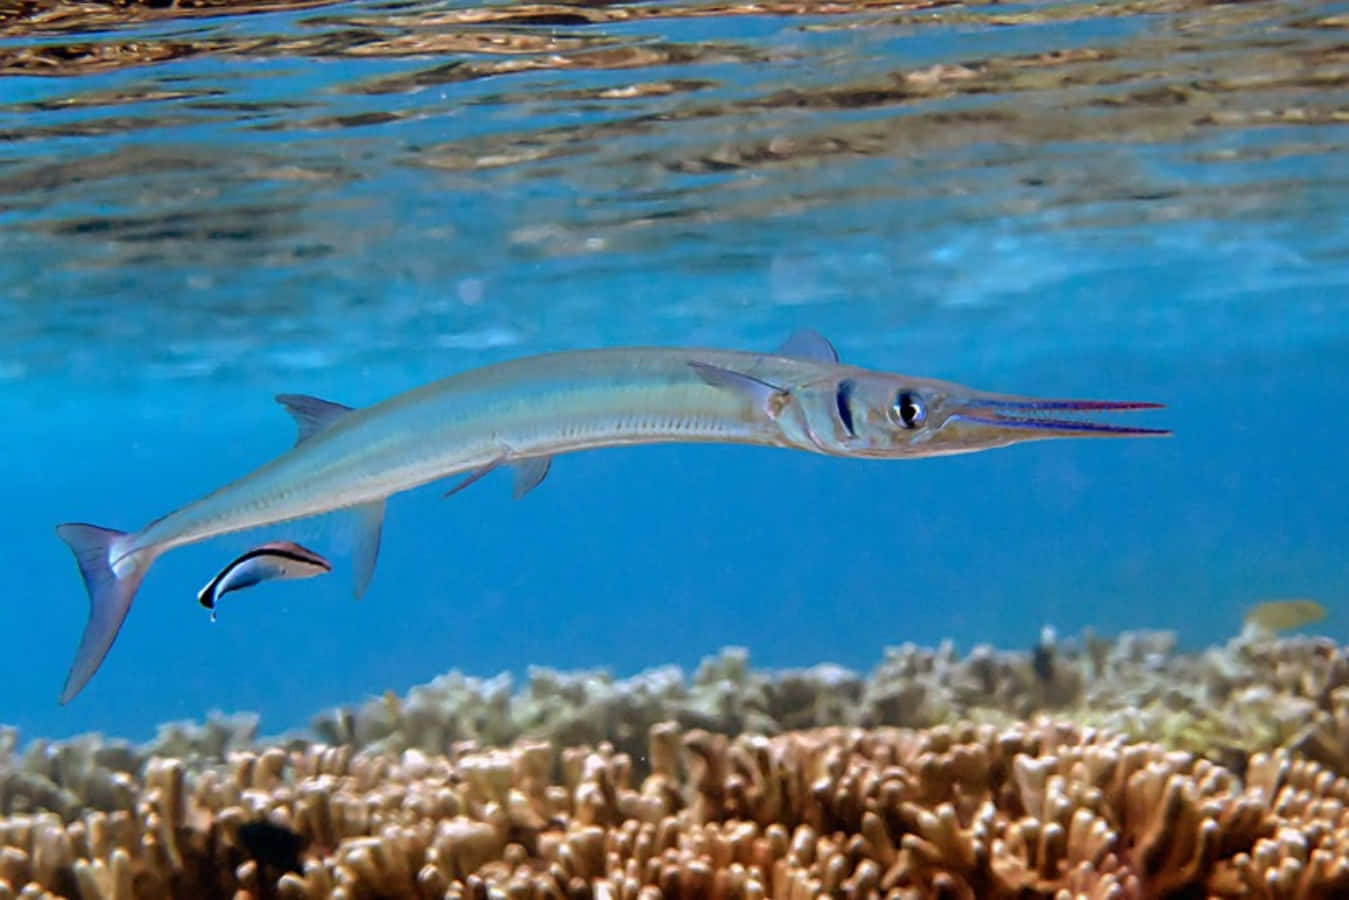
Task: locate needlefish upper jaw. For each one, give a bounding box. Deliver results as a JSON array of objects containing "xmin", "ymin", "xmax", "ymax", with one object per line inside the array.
[{"xmin": 934, "ymin": 394, "xmax": 1170, "ymax": 451}]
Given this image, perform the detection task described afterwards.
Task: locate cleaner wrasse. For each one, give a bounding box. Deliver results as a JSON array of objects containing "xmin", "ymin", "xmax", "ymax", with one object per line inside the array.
[
  {"xmin": 197, "ymin": 541, "xmax": 332, "ymax": 621},
  {"xmin": 55, "ymin": 331, "xmax": 1167, "ymax": 701}
]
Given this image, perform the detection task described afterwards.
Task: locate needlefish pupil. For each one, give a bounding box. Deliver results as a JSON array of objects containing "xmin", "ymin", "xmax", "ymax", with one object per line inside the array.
[{"xmin": 894, "ymin": 391, "xmax": 925, "ymax": 429}]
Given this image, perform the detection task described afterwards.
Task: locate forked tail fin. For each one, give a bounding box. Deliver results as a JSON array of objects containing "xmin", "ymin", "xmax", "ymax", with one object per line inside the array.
[{"xmin": 55, "ymin": 523, "xmax": 154, "ymax": 704}]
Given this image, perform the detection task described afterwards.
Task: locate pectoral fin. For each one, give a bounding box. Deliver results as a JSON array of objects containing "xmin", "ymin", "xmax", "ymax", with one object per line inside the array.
[
  {"xmin": 351, "ymin": 499, "xmax": 385, "ymax": 599},
  {"xmin": 689, "ymin": 361, "xmax": 789, "ymax": 418},
  {"xmin": 276, "ymin": 394, "xmax": 355, "ymax": 445}
]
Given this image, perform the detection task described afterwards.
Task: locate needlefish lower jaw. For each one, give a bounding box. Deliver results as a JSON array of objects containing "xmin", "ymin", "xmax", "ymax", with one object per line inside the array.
[{"xmin": 929, "ymin": 395, "xmax": 1170, "ymax": 454}]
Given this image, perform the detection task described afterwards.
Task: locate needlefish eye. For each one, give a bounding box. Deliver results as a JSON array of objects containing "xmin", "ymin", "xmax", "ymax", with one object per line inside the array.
[{"xmin": 892, "ymin": 391, "xmax": 926, "ymax": 429}]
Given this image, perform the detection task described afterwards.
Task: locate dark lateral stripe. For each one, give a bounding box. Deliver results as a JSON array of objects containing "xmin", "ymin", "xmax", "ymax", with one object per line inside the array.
[
  {"xmin": 835, "ymin": 379, "xmax": 856, "ymax": 437},
  {"xmin": 232, "ymin": 545, "xmax": 330, "ymax": 570}
]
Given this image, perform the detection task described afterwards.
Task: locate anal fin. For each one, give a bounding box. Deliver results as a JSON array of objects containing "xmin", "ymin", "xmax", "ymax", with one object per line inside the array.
[{"xmin": 351, "ymin": 499, "xmax": 385, "ymax": 599}]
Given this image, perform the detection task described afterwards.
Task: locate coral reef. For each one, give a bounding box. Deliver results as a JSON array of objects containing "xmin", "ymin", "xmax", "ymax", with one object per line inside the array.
[
  {"xmin": 3, "ymin": 631, "xmax": 1348, "ymax": 897},
  {"xmin": 5, "ymin": 630, "xmax": 1349, "ymax": 831},
  {"xmin": 0, "ymin": 714, "xmax": 262, "ymax": 824},
  {"xmin": 309, "ymin": 631, "xmax": 1349, "ymax": 781},
  {"xmin": 4, "ymin": 720, "xmax": 1349, "ymax": 898}
]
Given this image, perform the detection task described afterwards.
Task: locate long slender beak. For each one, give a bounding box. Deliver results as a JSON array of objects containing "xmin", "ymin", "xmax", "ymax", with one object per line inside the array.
[{"xmin": 947, "ymin": 396, "xmax": 1170, "ymax": 439}]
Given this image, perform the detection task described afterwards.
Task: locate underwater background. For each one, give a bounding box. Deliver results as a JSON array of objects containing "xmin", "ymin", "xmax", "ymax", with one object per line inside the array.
[{"xmin": 1, "ymin": 0, "xmax": 1346, "ymax": 749}]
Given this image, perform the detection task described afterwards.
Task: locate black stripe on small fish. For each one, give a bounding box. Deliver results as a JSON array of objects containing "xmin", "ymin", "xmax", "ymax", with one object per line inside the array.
[
  {"xmin": 198, "ymin": 542, "xmax": 330, "ymax": 610},
  {"xmin": 835, "ymin": 379, "xmax": 857, "ymax": 437}
]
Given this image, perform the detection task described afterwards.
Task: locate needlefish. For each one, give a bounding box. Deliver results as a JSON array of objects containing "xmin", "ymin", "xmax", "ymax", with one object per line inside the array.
[{"xmin": 55, "ymin": 330, "xmax": 1168, "ymax": 702}]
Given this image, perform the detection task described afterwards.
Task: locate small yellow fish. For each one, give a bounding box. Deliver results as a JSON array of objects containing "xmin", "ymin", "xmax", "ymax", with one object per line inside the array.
[
  {"xmin": 1243, "ymin": 599, "xmax": 1327, "ymax": 633},
  {"xmin": 382, "ymin": 689, "xmax": 403, "ymax": 723}
]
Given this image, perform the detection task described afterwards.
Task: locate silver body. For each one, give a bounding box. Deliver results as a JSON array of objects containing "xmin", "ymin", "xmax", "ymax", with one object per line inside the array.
[{"xmin": 133, "ymin": 348, "xmax": 828, "ymax": 558}]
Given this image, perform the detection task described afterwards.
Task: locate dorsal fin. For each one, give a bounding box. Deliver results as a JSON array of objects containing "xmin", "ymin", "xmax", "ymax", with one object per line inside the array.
[
  {"xmin": 275, "ymin": 394, "xmax": 355, "ymax": 445},
  {"xmin": 775, "ymin": 329, "xmax": 839, "ymax": 364}
]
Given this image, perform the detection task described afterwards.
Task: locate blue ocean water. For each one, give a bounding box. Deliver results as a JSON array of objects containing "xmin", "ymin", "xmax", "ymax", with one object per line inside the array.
[{"xmin": 0, "ymin": 0, "xmax": 1345, "ymax": 742}]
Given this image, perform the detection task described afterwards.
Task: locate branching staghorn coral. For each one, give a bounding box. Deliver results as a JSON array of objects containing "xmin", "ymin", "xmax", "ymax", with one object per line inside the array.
[
  {"xmin": 3, "ymin": 720, "xmax": 1349, "ymax": 899},
  {"xmin": 7, "ymin": 632, "xmax": 1349, "ymax": 829},
  {"xmin": 309, "ymin": 633, "xmax": 1349, "ymax": 780}
]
